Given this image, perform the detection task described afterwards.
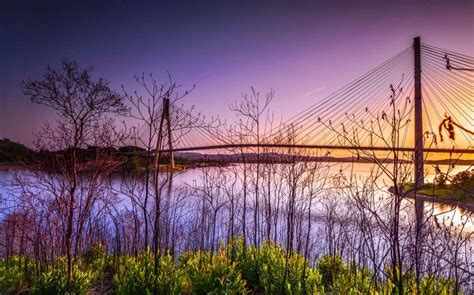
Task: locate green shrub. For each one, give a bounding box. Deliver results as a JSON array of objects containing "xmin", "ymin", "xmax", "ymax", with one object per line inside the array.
[
  {"xmin": 329, "ymin": 260, "xmax": 373, "ymax": 294},
  {"xmin": 83, "ymin": 243, "xmax": 106, "ymax": 265},
  {"xmin": 31, "ymin": 258, "xmax": 96, "ymax": 295},
  {"xmin": 0, "ymin": 256, "xmax": 37, "ymax": 294},
  {"xmin": 180, "ymin": 248, "xmax": 247, "ymax": 294},
  {"xmin": 113, "ymin": 249, "xmax": 184, "ymax": 295},
  {"xmin": 406, "ymin": 273, "xmax": 458, "ymax": 294},
  {"xmin": 0, "ymin": 241, "xmax": 465, "ymax": 294},
  {"xmin": 317, "ymin": 254, "xmax": 347, "ymax": 289},
  {"xmin": 378, "ymin": 266, "xmax": 460, "ymax": 294},
  {"xmin": 232, "ymin": 240, "xmax": 323, "ymax": 294}
]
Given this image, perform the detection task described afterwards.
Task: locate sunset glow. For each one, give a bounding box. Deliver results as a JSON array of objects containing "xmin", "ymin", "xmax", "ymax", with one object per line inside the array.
[{"xmin": 0, "ymin": 1, "xmax": 473, "ymax": 294}]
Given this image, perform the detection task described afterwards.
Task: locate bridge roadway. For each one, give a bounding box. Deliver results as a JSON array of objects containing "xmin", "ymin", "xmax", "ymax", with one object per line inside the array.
[{"xmin": 160, "ymin": 144, "xmax": 474, "ymax": 154}]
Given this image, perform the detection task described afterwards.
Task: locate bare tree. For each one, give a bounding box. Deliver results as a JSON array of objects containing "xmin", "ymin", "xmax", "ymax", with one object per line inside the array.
[
  {"xmin": 21, "ymin": 59, "xmax": 127, "ymax": 293},
  {"xmin": 228, "ymin": 87, "xmax": 273, "ymax": 249}
]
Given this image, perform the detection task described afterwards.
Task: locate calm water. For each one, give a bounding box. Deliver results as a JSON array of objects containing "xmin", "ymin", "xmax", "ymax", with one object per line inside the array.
[{"xmin": 0, "ymin": 163, "xmax": 472, "ymax": 231}]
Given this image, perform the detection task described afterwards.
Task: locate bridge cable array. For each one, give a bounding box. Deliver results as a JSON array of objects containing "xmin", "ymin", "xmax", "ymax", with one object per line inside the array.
[{"xmin": 154, "ymin": 43, "xmax": 472, "ymax": 155}]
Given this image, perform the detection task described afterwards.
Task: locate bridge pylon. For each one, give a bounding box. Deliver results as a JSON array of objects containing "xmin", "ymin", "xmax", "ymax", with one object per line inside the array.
[
  {"xmin": 413, "ymin": 36, "xmax": 425, "ymax": 285},
  {"xmin": 414, "ymin": 37, "xmax": 424, "ymax": 188},
  {"xmin": 154, "ymin": 97, "xmax": 175, "ymax": 170}
]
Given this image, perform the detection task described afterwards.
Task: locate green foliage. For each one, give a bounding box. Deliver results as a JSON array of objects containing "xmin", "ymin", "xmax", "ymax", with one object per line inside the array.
[
  {"xmin": 317, "ymin": 254, "xmax": 346, "ymax": 289},
  {"xmin": 112, "ymin": 249, "xmax": 184, "ymax": 295},
  {"xmin": 31, "ymin": 258, "xmax": 98, "ymax": 295},
  {"xmin": 180, "ymin": 248, "xmax": 247, "ymax": 294},
  {"xmin": 452, "ymin": 170, "xmax": 472, "ymax": 186},
  {"xmin": 405, "ymin": 169, "xmax": 474, "ymax": 202},
  {"xmin": 233, "ymin": 240, "xmax": 323, "ymax": 294},
  {"xmin": 0, "ymin": 241, "xmax": 465, "ymax": 294},
  {"xmin": 434, "ymin": 173, "xmax": 448, "ymax": 188},
  {"xmin": 83, "ymin": 243, "xmax": 106, "ymax": 266},
  {"xmin": 414, "ymin": 275, "xmax": 458, "ymax": 294},
  {"xmin": 401, "ymin": 272, "xmax": 458, "ymax": 294},
  {"xmin": 0, "ymin": 256, "xmax": 37, "ymax": 294},
  {"xmin": 379, "ymin": 266, "xmax": 460, "ymax": 294},
  {"xmin": 331, "ymin": 261, "xmax": 373, "ymax": 294}
]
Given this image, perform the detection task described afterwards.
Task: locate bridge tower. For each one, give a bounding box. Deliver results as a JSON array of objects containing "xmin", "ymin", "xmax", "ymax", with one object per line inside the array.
[
  {"xmin": 414, "ymin": 37, "xmax": 424, "ymax": 188},
  {"xmin": 413, "ymin": 36, "xmax": 425, "ymax": 282},
  {"xmin": 154, "ymin": 97, "xmax": 175, "ymax": 170}
]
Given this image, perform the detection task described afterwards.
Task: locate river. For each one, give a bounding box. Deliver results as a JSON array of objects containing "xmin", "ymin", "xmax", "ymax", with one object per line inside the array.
[{"xmin": 0, "ymin": 162, "xmax": 472, "ymax": 230}]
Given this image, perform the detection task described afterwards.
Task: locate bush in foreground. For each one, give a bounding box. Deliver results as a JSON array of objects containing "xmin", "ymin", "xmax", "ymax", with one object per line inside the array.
[{"xmin": 0, "ymin": 240, "xmax": 461, "ymax": 294}]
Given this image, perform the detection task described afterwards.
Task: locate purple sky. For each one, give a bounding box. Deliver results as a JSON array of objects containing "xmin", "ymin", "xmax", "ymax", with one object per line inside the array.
[{"xmin": 1, "ymin": 0, "xmax": 472, "ymax": 146}]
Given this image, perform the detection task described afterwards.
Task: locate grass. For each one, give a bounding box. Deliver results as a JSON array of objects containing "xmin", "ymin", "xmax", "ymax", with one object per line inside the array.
[
  {"xmin": 403, "ymin": 183, "xmax": 473, "ymax": 203},
  {"xmin": 401, "ymin": 169, "xmax": 473, "ymax": 204},
  {"xmin": 419, "ymin": 184, "xmax": 472, "ymax": 202}
]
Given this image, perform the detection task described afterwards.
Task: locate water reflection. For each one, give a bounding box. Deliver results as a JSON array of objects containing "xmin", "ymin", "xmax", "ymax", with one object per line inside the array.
[{"xmin": 1, "ymin": 163, "xmax": 471, "ymax": 230}]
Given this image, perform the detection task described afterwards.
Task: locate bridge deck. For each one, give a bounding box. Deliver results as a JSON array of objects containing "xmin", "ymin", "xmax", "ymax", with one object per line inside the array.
[{"xmin": 160, "ymin": 144, "xmax": 473, "ymax": 154}]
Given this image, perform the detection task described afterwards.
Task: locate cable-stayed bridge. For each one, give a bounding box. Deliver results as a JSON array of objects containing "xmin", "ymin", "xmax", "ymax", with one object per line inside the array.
[{"xmin": 143, "ymin": 37, "xmax": 473, "ymax": 187}]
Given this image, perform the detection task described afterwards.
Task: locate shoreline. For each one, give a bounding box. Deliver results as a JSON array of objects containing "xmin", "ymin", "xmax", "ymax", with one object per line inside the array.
[
  {"xmin": 0, "ymin": 162, "xmax": 225, "ymax": 173},
  {"xmin": 0, "ymin": 164, "xmax": 39, "ymax": 171},
  {"xmin": 388, "ymin": 187, "xmax": 474, "ymax": 212}
]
